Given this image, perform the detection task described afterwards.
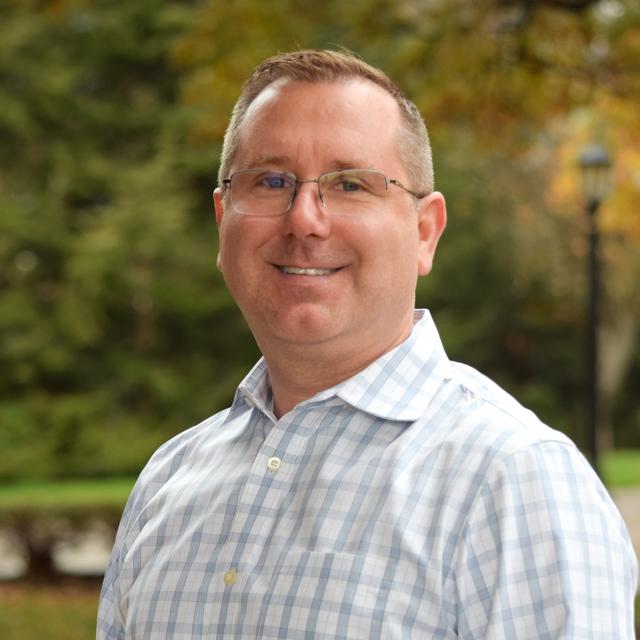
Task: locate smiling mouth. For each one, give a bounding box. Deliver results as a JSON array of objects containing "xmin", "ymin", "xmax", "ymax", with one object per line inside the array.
[{"xmin": 277, "ymin": 265, "xmax": 339, "ymax": 276}]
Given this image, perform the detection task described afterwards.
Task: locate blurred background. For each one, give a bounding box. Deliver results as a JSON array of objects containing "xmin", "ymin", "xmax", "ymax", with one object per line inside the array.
[{"xmin": 1, "ymin": 0, "xmax": 638, "ymax": 637}]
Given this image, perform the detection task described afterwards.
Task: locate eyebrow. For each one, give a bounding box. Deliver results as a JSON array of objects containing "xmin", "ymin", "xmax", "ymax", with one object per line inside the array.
[
  {"xmin": 243, "ymin": 155, "xmax": 291, "ymax": 169},
  {"xmin": 329, "ymin": 160, "xmax": 375, "ymax": 172},
  {"xmin": 241, "ymin": 156, "xmax": 376, "ymax": 173}
]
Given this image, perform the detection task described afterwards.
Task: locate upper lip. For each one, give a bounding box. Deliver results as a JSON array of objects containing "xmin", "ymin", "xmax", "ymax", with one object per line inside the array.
[
  {"xmin": 271, "ymin": 256, "xmax": 347, "ymax": 268},
  {"xmin": 275, "ymin": 263, "xmax": 340, "ymax": 270}
]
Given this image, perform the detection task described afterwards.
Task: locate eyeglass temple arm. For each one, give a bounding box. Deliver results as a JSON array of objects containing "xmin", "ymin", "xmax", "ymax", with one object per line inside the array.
[{"xmin": 389, "ymin": 179, "xmax": 427, "ymax": 200}]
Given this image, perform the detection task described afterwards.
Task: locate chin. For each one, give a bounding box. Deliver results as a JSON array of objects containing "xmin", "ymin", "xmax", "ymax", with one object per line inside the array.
[{"xmin": 266, "ymin": 305, "xmax": 345, "ymax": 345}]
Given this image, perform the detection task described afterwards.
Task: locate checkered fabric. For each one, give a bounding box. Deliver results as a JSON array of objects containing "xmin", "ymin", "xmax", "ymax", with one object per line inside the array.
[{"xmin": 97, "ymin": 310, "xmax": 637, "ymax": 639}]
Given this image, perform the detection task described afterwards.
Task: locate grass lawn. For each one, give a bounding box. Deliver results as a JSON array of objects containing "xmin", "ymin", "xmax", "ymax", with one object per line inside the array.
[
  {"xmin": 0, "ymin": 448, "xmax": 636, "ymax": 512},
  {"xmin": 0, "ymin": 477, "xmax": 136, "ymax": 511},
  {"xmin": 0, "ymin": 581, "xmax": 100, "ymax": 640},
  {"xmin": 0, "ymin": 452, "xmax": 638, "ymax": 639},
  {"xmin": 602, "ymin": 449, "xmax": 640, "ymax": 488},
  {"xmin": 0, "ymin": 580, "xmax": 638, "ymax": 639}
]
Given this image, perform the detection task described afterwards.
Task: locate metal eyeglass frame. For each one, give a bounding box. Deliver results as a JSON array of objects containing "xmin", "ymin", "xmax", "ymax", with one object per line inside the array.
[{"xmin": 221, "ymin": 168, "xmax": 427, "ymax": 215}]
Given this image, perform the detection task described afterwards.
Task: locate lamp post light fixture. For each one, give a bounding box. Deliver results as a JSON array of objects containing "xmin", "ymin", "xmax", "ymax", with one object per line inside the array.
[{"xmin": 578, "ymin": 143, "xmax": 612, "ymax": 477}]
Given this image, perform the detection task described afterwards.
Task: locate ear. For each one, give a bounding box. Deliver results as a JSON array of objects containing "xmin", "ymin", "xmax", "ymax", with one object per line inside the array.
[
  {"xmin": 213, "ymin": 187, "xmax": 224, "ymax": 271},
  {"xmin": 213, "ymin": 187, "xmax": 224, "ymax": 227},
  {"xmin": 416, "ymin": 192, "xmax": 447, "ymax": 277}
]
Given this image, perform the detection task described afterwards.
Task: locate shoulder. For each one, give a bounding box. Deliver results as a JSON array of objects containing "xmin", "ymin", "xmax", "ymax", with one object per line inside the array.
[
  {"xmin": 437, "ymin": 366, "xmax": 637, "ymax": 635},
  {"xmin": 441, "ymin": 362, "xmax": 636, "ymax": 579},
  {"xmin": 422, "ymin": 359, "xmax": 596, "ymax": 518},
  {"xmin": 440, "ymin": 360, "xmax": 574, "ymax": 458},
  {"xmin": 120, "ymin": 408, "xmax": 232, "ymax": 527},
  {"xmin": 144, "ymin": 409, "xmax": 230, "ymax": 476}
]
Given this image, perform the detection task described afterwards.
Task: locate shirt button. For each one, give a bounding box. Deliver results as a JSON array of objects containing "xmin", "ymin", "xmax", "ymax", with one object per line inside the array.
[
  {"xmin": 223, "ymin": 569, "xmax": 237, "ymax": 586},
  {"xmin": 267, "ymin": 456, "xmax": 282, "ymax": 473}
]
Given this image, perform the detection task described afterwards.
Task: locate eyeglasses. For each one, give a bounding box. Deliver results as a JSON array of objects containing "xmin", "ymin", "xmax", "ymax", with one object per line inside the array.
[{"xmin": 221, "ymin": 169, "xmax": 427, "ymax": 217}]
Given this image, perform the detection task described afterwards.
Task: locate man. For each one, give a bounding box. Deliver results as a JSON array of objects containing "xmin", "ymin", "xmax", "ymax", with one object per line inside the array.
[{"xmin": 98, "ymin": 49, "xmax": 637, "ymax": 638}]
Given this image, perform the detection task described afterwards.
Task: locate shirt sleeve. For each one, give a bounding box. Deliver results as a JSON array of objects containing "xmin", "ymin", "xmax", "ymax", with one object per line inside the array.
[
  {"xmin": 95, "ymin": 420, "xmax": 207, "ymax": 639},
  {"xmin": 96, "ymin": 487, "xmax": 140, "ymax": 640},
  {"xmin": 453, "ymin": 440, "xmax": 638, "ymax": 639}
]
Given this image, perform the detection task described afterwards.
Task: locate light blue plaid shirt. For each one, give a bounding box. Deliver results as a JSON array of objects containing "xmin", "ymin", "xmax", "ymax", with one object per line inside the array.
[{"xmin": 98, "ymin": 310, "xmax": 637, "ymax": 639}]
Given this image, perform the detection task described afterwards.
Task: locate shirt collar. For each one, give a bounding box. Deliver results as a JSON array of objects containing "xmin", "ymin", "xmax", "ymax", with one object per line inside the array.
[
  {"xmin": 231, "ymin": 310, "xmax": 452, "ymax": 423},
  {"xmin": 332, "ymin": 310, "xmax": 452, "ymax": 421},
  {"xmin": 229, "ymin": 357, "xmax": 274, "ymax": 421}
]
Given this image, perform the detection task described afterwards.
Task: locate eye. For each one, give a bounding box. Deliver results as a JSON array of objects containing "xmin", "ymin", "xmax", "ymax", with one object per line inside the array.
[
  {"xmin": 325, "ymin": 171, "xmax": 370, "ymax": 194},
  {"xmin": 340, "ymin": 179, "xmax": 361, "ymax": 192},
  {"xmin": 260, "ymin": 172, "xmax": 293, "ymax": 189}
]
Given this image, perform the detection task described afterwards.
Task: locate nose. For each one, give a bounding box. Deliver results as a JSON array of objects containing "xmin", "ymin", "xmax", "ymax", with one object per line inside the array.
[{"xmin": 281, "ymin": 180, "xmax": 331, "ymax": 239}]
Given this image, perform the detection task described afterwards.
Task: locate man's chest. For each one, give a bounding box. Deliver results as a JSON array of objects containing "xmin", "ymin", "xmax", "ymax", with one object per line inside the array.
[{"xmin": 119, "ymin": 413, "xmax": 463, "ymax": 638}]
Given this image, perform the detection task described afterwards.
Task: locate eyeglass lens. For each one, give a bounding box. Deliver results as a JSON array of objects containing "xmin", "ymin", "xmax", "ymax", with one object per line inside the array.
[{"xmin": 227, "ymin": 169, "xmax": 389, "ymax": 216}]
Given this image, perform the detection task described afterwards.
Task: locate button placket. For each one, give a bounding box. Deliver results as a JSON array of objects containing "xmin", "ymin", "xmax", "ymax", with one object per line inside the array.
[{"xmin": 217, "ymin": 411, "xmax": 311, "ymax": 619}]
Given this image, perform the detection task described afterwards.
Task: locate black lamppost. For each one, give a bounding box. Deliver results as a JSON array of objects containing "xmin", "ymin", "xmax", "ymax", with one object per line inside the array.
[{"xmin": 578, "ymin": 143, "xmax": 612, "ymax": 477}]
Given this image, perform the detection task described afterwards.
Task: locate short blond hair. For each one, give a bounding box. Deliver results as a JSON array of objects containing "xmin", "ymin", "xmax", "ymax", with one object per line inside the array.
[{"xmin": 218, "ymin": 49, "xmax": 433, "ymax": 194}]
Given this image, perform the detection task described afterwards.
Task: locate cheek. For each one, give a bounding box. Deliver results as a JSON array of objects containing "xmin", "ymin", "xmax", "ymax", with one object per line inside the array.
[
  {"xmin": 218, "ymin": 217, "xmax": 274, "ymax": 279},
  {"xmin": 353, "ymin": 222, "xmax": 418, "ymax": 290},
  {"xmin": 385, "ymin": 231, "xmax": 422, "ymax": 294},
  {"xmin": 220, "ymin": 217, "xmax": 255, "ymax": 256},
  {"xmin": 217, "ymin": 222, "xmax": 244, "ymax": 281},
  {"xmin": 366, "ymin": 217, "xmax": 419, "ymax": 261}
]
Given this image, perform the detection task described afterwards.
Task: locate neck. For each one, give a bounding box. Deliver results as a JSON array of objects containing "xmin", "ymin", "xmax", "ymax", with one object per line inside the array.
[
  {"xmin": 266, "ymin": 352, "xmax": 357, "ymax": 418},
  {"xmin": 261, "ymin": 324, "xmax": 415, "ymax": 418}
]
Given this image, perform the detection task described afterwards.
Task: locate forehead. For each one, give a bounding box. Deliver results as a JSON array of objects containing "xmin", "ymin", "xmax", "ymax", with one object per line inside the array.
[{"xmin": 234, "ymin": 79, "xmax": 404, "ymax": 172}]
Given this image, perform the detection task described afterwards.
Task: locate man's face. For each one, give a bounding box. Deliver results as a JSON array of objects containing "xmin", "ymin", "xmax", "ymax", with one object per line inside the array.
[{"xmin": 214, "ymin": 79, "xmax": 445, "ymax": 363}]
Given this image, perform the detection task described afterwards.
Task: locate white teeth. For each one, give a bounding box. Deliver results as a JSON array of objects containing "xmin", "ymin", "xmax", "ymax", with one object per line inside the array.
[{"xmin": 280, "ymin": 266, "xmax": 335, "ymax": 276}]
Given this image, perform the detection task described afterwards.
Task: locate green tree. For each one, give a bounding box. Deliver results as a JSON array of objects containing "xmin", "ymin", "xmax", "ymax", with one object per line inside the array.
[
  {"xmin": 0, "ymin": 0, "xmax": 257, "ymax": 480},
  {"xmin": 172, "ymin": 0, "xmax": 640, "ymax": 447},
  {"xmin": 1, "ymin": 0, "xmax": 638, "ymax": 482}
]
